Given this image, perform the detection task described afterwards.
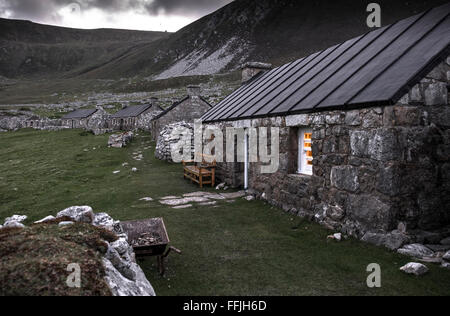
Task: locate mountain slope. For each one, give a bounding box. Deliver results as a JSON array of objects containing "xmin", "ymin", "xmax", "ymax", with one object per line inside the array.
[
  {"xmin": 0, "ymin": 0, "xmax": 448, "ymax": 80},
  {"xmin": 77, "ymin": 0, "xmax": 449, "ymax": 80},
  {"xmin": 0, "ymin": 18, "xmax": 169, "ymax": 78}
]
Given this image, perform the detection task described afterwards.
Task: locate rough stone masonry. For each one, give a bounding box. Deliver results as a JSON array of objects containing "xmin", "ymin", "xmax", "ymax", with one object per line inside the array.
[{"xmin": 210, "ymin": 57, "xmax": 450, "ymax": 250}]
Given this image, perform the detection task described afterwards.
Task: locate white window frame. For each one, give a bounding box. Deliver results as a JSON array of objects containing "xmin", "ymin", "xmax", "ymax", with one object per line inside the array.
[{"xmin": 298, "ymin": 128, "xmax": 313, "ymax": 175}]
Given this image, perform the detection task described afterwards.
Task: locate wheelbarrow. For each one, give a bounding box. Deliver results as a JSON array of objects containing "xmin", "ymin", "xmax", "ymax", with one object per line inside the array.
[{"xmin": 120, "ymin": 218, "xmax": 181, "ymax": 275}]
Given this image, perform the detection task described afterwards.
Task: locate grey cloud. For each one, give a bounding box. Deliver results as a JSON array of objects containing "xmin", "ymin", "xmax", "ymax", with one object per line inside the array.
[
  {"xmin": 0, "ymin": 0, "xmax": 234, "ymax": 23},
  {"xmin": 145, "ymin": 0, "xmax": 233, "ymax": 16}
]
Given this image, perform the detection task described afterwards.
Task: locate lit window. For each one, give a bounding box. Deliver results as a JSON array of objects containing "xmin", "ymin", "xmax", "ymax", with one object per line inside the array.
[{"xmin": 298, "ymin": 129, "xmax": 313, "ymax": 175}]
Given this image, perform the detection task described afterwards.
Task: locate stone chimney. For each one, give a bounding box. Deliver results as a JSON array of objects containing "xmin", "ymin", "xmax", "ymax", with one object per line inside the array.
[
  {"xmin": 187, "ymin": 85, "xmax": 201, "ymax": 97},
  {"xmin": 150, "ymin": 97, "xmax": 159, "ymax": 108},
  {"xmin": 241, "ymin": 62, "xmax": 272, "ymax": 83}
]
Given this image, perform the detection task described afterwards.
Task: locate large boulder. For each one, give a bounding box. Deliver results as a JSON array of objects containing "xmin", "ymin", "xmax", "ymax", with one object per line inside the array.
[
  {"xmin": 4, "ymin": 215, "xmax": 27, "ymax": 225},
  {"xmin": 397, "ymin": 244, "xmax": 434, "ymax": 258},
  {"xmin": 443, "ymin": 251, "xmax": 450, "ymax": 262},
  {"xmin": 57, "ymin": 206, "xmax": 94, "ymax": 224},
  {"xmin": 93, "ymin": 213, "xmax": 117, "ymax": 230},
  {"xmin": 400, "ymin": 263, "xmax": 429, "ymax": 276},
  {"xmin": 362, "ymin": 230, "xmax": 410, "ymax": 250},
  {"xmin": 4, "ymin": 215, "xmax": 27, "ymax": 228},
  {"xmin": 103, "ymin": 258, "xmax": 156, "ymax": 296}
]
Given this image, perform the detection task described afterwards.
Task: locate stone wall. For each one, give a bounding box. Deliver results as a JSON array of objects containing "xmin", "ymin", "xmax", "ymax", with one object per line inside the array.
[
  {"xmin": 110, "ymin": 106, "xmax": 161, "ymax": 131},
  {"xmin": 210, "ymin": 57, "xmax": 450, "ymax": 247},
  {"xmin": 151, "ymin": 96, "xmax": 211, "ymax": 141},
  {"xmin": 155, "ymin": 122, "xmax": 194, "ymax": 162}
]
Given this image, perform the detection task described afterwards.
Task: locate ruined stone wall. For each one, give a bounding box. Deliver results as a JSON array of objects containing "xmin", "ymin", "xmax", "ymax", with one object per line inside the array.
[
  {"xmin": 151, "ymin": 96, "xmax": 211, "ymax": 141},
  {"xmin": 211, "ymin": 58, "xmax": 450, "ymax": 245}
]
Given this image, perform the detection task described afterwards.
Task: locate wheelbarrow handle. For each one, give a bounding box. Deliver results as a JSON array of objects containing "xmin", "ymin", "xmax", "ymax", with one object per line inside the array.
[{"xmin": 163, "ymin": 246, "xmax": 182, "ymax": 258}]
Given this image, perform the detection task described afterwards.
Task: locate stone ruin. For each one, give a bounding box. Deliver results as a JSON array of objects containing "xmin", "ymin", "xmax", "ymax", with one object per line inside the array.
[
  {"xmin": 108, "ymin": 132, "xmax": 134, "ymax": 148},
  {"xmin": 155, "ymin": 121, "xmax": 194, "ymax": 162}
]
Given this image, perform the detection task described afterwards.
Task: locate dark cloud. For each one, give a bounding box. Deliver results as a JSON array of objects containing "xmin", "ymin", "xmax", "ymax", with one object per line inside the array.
[
  {"xmin": 145, "ymin": 0, "xmax": 233, "ymax": 16},
  {"xmin": 0, "ymin": 0, "xmax": 234, "ymax": 24}
]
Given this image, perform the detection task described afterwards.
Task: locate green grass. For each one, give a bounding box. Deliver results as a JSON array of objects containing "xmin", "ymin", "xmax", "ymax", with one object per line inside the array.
[{"xmin": 0, "ymin": 129, "xmax": 449, "ymax": 296}]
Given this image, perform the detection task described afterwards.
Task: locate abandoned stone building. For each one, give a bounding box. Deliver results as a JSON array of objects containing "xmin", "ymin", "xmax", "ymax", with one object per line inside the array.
[
  {"xmin": 151, "ymin": 85, "xmax": 212, "ymax": 141},
  {"xmin": 201, "ymin": 4, "xmax": 450, "ymax": 249},
  {"xmin": 61, "ymin": 108, "xmax": 108, "ymax": 129},
  {"xmin": 111, "ymin": 99, "xmax": 163, "ymax": 131}
]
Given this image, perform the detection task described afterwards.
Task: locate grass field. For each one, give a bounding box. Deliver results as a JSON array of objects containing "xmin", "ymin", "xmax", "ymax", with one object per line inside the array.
[{"xmin": 1, "ymin": 129, "xmax": 449, "ymax": 296}]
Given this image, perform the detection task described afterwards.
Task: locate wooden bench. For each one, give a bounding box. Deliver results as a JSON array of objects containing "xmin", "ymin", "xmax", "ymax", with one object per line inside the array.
[{"xmin": 183, "ymin": 153, "xmax": 216, "ymax": 188}]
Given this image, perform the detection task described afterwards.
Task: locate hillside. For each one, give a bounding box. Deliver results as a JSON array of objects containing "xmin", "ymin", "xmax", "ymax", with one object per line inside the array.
[
  {"xmin": 0, "ymin": 0, "xmax": 448, "ymax": 81},
  {"xmin": 70, "ymin": 0, "xmax": 450, "ymax": 79},
  {"xmin": 0, "ymin": 18, "xmax": 170, "ymax": 78}
]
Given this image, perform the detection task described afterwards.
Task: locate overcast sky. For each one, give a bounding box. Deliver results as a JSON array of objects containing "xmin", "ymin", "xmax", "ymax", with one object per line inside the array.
[{"xmin": 0, "ymin": 0, "xmax": 234, "ymax": 32}]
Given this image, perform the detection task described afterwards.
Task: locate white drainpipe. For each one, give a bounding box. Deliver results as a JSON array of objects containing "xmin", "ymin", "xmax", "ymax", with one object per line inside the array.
[{"xmin": 244, "ymin": 130, "xmax": 249, "ymax": 190}]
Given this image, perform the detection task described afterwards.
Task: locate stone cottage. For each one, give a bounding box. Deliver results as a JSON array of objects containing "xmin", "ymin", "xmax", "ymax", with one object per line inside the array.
[
  {"xmin": 111, "ymin": 99, "xmax": 163, "ymax": 131},
  {"xmin": 201, "ymin": 4, "xmax": 450, "ymax": 248},
  {"xmin": 151, "ymin": 86, "xmax": 212, "ymax": 141},
  {"xmin": 61, "ymin": 108, "xmax": 106, "ymax": 129}
]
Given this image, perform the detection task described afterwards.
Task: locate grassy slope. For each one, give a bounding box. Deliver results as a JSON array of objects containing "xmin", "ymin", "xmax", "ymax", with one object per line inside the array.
[
  {"xmin": 0, "ymin": 129, "xmax": 449, "ymax": 296},
  {"xmin": 0, "ymin": 221, "xmax": 115, "ymax": 296}
]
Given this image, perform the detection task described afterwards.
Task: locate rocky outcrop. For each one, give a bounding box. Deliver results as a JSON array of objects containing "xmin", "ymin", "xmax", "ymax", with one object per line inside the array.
[
  {"xmin": 108, "ymin": 132, "xmax": 134, "ymax": 148},
  {"xmin": 155, "ymin": 121, "xmax": 194, "ymax": 162},
  {"xmin": 55, "ymin": 206, "xmax": 155, "ymax": 296},
  {"xmin": 1, "ymin": 207, "xmax": 156, "ymax": 296}
]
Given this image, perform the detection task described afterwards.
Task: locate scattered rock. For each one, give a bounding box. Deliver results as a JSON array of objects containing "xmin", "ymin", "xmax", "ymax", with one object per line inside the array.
[
  {"xmin": 160, "ymin": 196, "xmax": 210, "ymax": 206},
  {"xmin": 4, "ymin": 215, "xmax": 27, "ymax": 226},
  {"xmin": 361, "ymin": 231, "xmax": 410, "ymax": 250},
  {"xmin": 57, "ymin": 206, "xmax": 95, "ymax": 224},
  {"xmin": 397, "ymin": 244, "xmax": 434, "ymax": 258},
  {"xmin": 425, "ymin": 244, "xmax": 450, "ymax": 252},
  {"xmin": 172, "ymin": 204, "xmax": 193, "ymax": 209},
  {"xmin": 4, "ymin": 221, "xmax": 25, "ymax": 229},
  {"xmin": 93, "ymin": 213, "xmax": 116, "ymax": 230},
  {"xmin": 160, "ymin": 196, "xmax": 180, "ymax": 200},
  {"xmin": 400, "ymin": 263, "xmax": 429, "ymax": 276},
  {"xmin": 244, "ymin": 196, "xmax": 255, "ymax": 201},
  {"xmin": 441, "ymin": 262, "xmax": 450, "ymax": 270},
  {"xmin": 132, "ymin": 168, "xmax": 138, "ymax": 172},
  {"xmin": 108, "ymin": 132, "xmax": 133, "ymax": 148},
  {"xmin": 183, "ymin": 192, "xmax": 207, "ymax": 197},
  {"xmin": 199, "ymin": 202, "xmax": 217, "ymax": 206},
  {"xmin": 103, "ymin": 258, "xmax": 155, "ymax": 296},
  {"xmin": 220, "ymin": 191, "xmax": 246, "ymax": 199},
  {"xmin": 216, "ymin": 183, "xmax": 226, "ymax": 190},
  {"xmin": 443, "ymin": 251, "xmax": 450, "ymax": 262},
  {"xmin": 34, "ymin": 215, "xmax": 56, "ymax": 224},
  {"xmin": 203, "ymin": 193, "xmax": 226, "ymax": 200},
  {"xmin": 327, "ymin": 233, "xmax": 342, "ymax": 241}
]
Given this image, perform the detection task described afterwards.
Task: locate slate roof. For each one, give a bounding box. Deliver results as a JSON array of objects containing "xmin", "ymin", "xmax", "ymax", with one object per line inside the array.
[
  {"xmin": 62, "ymin": 109, "xmax": 97, "ymax": 119},
  {"xmin": 202, "ymin": 3, "xmax": 450, "ymax": 123},
  {"xmin": 111, "ymin": 104, "xmax": 152, "ymax": 118},
  {"xmin": 152, "ymin": 96, "xmax": 213, "ymax": 121}
]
